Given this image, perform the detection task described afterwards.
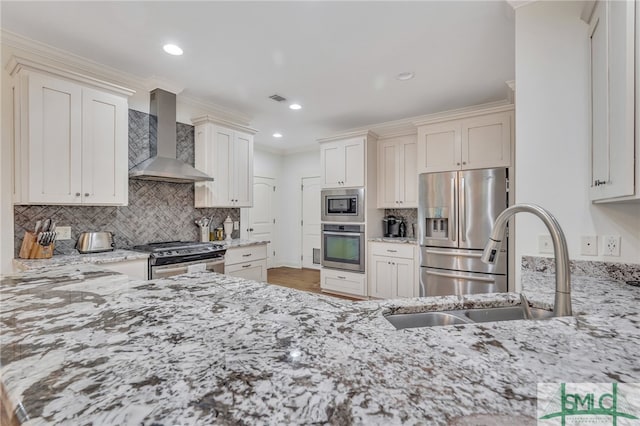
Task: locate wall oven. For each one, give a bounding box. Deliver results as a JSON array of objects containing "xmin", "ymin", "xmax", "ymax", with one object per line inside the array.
[
  {"xmin": 321, "ymin": 188, "xmax": 364, "ymax": 223},
  {"xmin": 321, "ymin": 224, "xmax": 365, "ymax": 272}
]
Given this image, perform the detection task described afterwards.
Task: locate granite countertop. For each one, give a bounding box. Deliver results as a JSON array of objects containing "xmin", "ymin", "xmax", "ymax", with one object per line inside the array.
[
  {"xmin": 222, "ymin": 238, "xmax": 269, "ymax": 249},
  {"xmin": 1, "ymin": 264, "xmax": 639, "ymax": 424},
  {"xmin": 12, "ymin": 249, "xmax": 149, "ymax": 271},
  {"xmin": 12, "ymin": 239, "xmax": 270, "ymax": 272},
  {"xmin": 369, "ymin": 237, "xmax": 417, "ymax": 244}
]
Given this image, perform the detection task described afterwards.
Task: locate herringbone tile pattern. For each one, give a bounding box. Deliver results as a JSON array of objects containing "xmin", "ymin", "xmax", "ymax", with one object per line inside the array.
[{"xmin": 14, "ymin": 110, "xmax": 239, "ymax": 256}]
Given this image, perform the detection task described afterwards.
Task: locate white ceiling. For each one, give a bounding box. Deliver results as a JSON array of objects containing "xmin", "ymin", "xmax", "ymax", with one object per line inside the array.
[{"xmin": 1, "ymin": 1, "xmax": 515, "ymax": 153}]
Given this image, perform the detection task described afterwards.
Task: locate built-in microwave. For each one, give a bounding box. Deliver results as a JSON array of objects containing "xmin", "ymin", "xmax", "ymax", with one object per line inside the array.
[{"xmin": 321, "ymin": 188, "xmax": 365, "ymax": 223}]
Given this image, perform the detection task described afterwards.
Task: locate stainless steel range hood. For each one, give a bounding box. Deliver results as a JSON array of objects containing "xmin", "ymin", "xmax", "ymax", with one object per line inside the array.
[{"xmin": 129, "ymin": 88, "xmax": 213, "ymax": 183}]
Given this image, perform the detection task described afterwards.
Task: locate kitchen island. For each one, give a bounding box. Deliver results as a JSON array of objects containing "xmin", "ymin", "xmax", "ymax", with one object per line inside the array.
[{"xmin": 1, "ymin": 263, "xmax": 639, "ymax": 424}]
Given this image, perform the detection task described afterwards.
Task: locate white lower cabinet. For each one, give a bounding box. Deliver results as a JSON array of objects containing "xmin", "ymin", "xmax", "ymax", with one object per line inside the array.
[
  {"xmin": 224, "ymin": 244, "xmax": 267, "ymax": 282},
  {"xmin": 100, "ymin": 258, "xmax": 148, "ymax": 280},
  {"xmin": 368, "ymin": 242, "xmax": 417, "ymax": 299},
  {"xmin": 320, "ymin": 268, "xmax": 367, "ymax": 297}
]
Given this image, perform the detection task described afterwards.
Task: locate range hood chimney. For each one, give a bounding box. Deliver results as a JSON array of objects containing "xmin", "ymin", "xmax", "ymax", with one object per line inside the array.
[{"xmin": 129, "ymin": 88, "xmax": 213, "ymax": 183}]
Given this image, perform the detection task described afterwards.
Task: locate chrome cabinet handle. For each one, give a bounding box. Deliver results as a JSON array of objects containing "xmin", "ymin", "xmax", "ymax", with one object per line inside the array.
[
  {"xmin": 242, "ymin": 253, "xmax": 252, "ymax": 257},
  {"xmin": 75, "ymin": 192, "xmax": 81, "ymax": 196},
  {"xmin": 337, "ymin": 276, "xmax": 346, "ymax": 279},
  {"xmin": 84, "ymin": 193, "xmax": 90, "ymax": 197},
  {"xmin": 386, "ymin": 249, "xmax": 397, "ymax": 253},
  {"xmin": 242, "ymin": 264, "xmax": 252, "ymax": 268}
]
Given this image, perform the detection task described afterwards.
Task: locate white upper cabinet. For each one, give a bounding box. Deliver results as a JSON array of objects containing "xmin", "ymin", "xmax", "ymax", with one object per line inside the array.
[
  {"xmin": 416, "ymin": 110, "xmax": 512, "ymax": 174},
  {"xmin": 10, "ymin": 59, "xmax": 132, "ymax": 206},
  {"xmin": 377, "ymin": 135, "xmax": 417, "ymax": 208},
  {"xmin": 589, "ymin": 0, "xmax": 637, "ymax": 202},
  {"xmin": 193, "ymin": 116, "xmax": 256, "ymax": 208},
  {"xmin": 320, "ymin": 136, "xmax": 365, "ymax": 188}
]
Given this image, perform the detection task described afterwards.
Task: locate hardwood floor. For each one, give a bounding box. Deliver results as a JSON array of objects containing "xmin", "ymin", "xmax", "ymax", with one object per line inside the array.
[{"xmin": 267, "ymin": 267, "xmax": 360, "ymax": 301}]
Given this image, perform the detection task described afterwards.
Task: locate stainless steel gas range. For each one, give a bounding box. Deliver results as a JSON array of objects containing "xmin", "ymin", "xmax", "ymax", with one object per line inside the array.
[{"xmin": 133, "ymin": 241, "xmax": 226, "ymax": 279}]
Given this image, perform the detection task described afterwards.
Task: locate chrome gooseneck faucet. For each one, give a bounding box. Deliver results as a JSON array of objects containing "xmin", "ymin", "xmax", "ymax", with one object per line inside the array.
[{"xmin": 481, "ymin": 204, "xmax": 572, "ymax": 317}]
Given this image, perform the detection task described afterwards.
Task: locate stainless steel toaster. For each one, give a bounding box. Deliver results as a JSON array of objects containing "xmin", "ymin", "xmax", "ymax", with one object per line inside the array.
[{"xmin": 76, "ymin": 232, "xmax": 115, "ymax": 253}]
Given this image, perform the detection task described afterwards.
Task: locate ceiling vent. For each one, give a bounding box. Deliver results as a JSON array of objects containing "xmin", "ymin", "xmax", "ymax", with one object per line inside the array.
[{"xmin": 269, "ymin": 94, "xmax": 287, "ymax": 102}]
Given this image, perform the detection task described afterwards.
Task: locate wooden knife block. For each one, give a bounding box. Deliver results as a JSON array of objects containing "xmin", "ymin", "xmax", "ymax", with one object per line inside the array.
[{"xmin": 19, "ymin": 231, "xmax": 54, "ymax": 259}]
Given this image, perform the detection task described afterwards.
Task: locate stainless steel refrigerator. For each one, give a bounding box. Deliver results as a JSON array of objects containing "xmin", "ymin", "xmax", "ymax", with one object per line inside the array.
[{"xmin": 418, "ymin": 168, "xmax": 509, "ymax": 297}]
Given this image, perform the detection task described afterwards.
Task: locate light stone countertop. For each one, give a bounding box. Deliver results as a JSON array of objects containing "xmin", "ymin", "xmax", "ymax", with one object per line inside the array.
[
  {"xmin": 1, "ymin": 263, "xmax": 638, "ymax": 424},
  {"xmin": 12, "ymin": 249, "xmax": 150, "ymax": 272},
  {"xmin": 11, "ymin": 239, "xmax": 270, "ymax": 273},
  {"xmin": 368, "ymin": 237, "xmax": 417, "ymax": 244}
]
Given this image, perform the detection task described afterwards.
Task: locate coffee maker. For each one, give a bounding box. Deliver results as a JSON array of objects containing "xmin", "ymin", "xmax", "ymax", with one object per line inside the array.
[{"xmin": 382, "ymin": 215, "xmax": 400, "ymax": 237}]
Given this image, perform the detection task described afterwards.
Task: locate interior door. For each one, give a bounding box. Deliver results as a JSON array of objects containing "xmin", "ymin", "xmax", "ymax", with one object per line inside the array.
[
  {"xmin": 243, "ymin": 176, "xmax": 275, "ymax": 268},
  {"xmin": 301, "ymin": 176, "xmax": 321, "ymax": 269}
]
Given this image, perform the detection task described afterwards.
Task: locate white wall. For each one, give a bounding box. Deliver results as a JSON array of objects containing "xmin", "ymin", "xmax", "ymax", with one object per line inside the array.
[
  {"xmin": 277, "ymin": 149, "xmax": 321, "ymax": 268},
  {"xmin": 514, "ymin": 1, "xmax": 640, "ymax": 288}
]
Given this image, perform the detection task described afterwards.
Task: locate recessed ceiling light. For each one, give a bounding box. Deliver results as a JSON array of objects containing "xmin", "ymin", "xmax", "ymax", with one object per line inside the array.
[
  {"xmin": 273, "ymin": 133, "xmax": 283, "ymax": 138},
  {"xmin": 289, "ymin": 103, "xmax": 302, "ymax": 110},
  {"xmin": 163, "ymin": 44, "xmax": 183, "ymax": 56},
  {"xmin": 396, "ymin": 72, "xmax": 415, "ymax": 81}
]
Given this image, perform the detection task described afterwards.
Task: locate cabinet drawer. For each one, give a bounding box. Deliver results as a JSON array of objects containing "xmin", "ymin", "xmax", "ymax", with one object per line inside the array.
[
  {"xmin": 369, "ymin": 242, "xmax": 415, "ymax": 259},
  {"xmin": 321, "ymin": 269, "xmax": 366, "ymax": 297},
  {"xmin": 225, "ymin": 259, "xmax": 267, "ymax": 282},
  {"xmin": 225, "ymin": 244, "xmax": 267, "ymax": 265}
]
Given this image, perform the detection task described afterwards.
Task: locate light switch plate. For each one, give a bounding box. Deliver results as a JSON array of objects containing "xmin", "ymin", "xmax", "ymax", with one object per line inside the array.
[
  {"xmin": 580, "ymin": 235, "xmax": 598, "ymax": 256},
  {"xmin": 233, "ymin": 221, "xmax": 239, "ymax": 231},
  {"xmin": 538, "ymin": 235, "xmax": 553, "ymax": 254},
  {"xmin": 56, "ymin": 226, "xmax": 71, "ymax": 240}
]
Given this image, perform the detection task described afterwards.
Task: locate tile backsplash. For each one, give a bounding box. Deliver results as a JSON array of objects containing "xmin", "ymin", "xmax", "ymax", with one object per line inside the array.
[
  {"xmin": 14, "ymin": 110, "xmax": 238, "ymax": 256},
  {"xmin": 383, "ymin": 208, "xmax": 418, "ymax": 238}
]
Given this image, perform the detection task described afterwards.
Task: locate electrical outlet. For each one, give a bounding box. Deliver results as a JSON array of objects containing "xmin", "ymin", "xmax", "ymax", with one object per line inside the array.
[
  {"xmin": 233, "ymin": 221, "xmax": 239, "ymax": 231},
  {"xmin": 580, "ymin": 235, "xmax": 598, "ymax": 256},
  {"xmin": 538, "ymin": 235, "xmax": 553, "ymax": 254},
  {"xmin": 56, "ymin": 226, "xmax": 71, "ymax": 240},
  {"xmin": 603, "ymin": 235, "xmax": 621, "ymax": 256}
]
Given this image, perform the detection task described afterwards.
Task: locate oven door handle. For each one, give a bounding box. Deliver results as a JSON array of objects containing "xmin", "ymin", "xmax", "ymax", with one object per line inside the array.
[
  {"xmin": 323, "ymin": 231, "xmax": 363, "ymax": 237},
  {"xmin": 154, "ymin": 265, "xmax": 188, "ymax": 275}
]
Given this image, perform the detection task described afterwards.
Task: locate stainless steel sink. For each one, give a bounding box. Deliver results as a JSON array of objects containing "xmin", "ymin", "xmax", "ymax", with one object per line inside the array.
[
  {"xmin": 385, "ymin": 305, "xmax": 554, "ymax": 329},
  {"xmin": 464, "ymin": 306, "xmax": 554, "ymax": 322},
  {"xmin": 385, "ymin": 311, "xmax": 471, "ymax": 329}
]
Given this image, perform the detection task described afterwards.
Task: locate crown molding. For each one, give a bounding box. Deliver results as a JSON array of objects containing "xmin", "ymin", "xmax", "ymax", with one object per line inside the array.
[
  {"xmin": 6, "ymin": 55, "xmax": 136, "ymax": 96},
  {"xmin": 191, "ymin": 114, "xmax": 258, "ymax": 135},
  {"xmin": 317, "ymin": 130, "xmax": 379, "ymax": 144},
  {"xmin": 1, "ymin": 29, "xmax": 253, "ymax": 126},
  {"xmin": 412, "ymin": 100, "xmax": 514, "ymax": 127},
  {"xmin": 182, "ymin": 97, "xmax": 251, "ymax": 127},
  {"xmin": 506, "ymin": 0, "xmax": 537, "ymax": 10}
]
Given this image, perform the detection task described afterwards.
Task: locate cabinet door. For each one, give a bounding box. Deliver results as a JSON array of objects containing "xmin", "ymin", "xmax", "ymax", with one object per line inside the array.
[
  {"xmin": 370, "ymin": 255, "xmax": 394, "ymax": 299},
  {"xmin": 461, "ymin": 112, "xmax": 511, "ymax": 170},
  {"xmin": 398, "ymin": 140, "xmax": 417, "ymax": 207},
  {"xmin": 343, "ymin": 137, "xmax": 365, "ymax": 187},
  {"xmin": 417, "ymin": 122, "xmax": 461, "ymax": 173},
  {"xmin": 377, "ymin": 140, "xmax": 398, "ymax": 208},
  {"xmin": 26, "ymin": 73, "xmax": 82, "ymax": 204},
  {"xmin": 589, "ymin": 0, "xmax": 636, "ymax": 201},
  {"xmin": 233, "ymin": 131, "xmax": 253, "ymax": 207},
  {"xmin": 81, "ymin": 88, "xmax": 128, "ymax": 205},
  {"xmin": 394, "ymin": 257, "xmax": 415, "ymax": 298},
  {"xmin": 213, "ymin": 126, "xmax": 234, "ymax": 206},
  {"xmin": 320, "ymin": 141, "xmax": 345, "ymax": 188}
]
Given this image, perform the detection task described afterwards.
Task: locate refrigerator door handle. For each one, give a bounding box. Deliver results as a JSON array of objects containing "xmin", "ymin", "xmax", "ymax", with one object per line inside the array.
[
  {"xmin": 451, "ymin": 178, "xmax": 457, "ymax": 241},
  {"xmin": 460, "ymin": 177, "xmax": 466, "ymax": 242},
  {"xmin": 426, "ymin": 269, "xmax": 496, "ymax": 283},
  {"xmin": 425, "ymin": 249, "xmax": 482, "ymax": 258}
]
